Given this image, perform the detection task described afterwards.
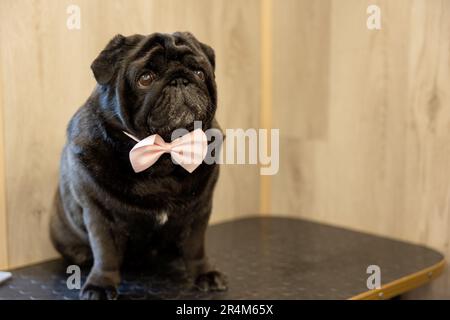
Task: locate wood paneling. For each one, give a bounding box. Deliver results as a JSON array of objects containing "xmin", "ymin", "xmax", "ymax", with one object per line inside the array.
[
  {"xmin": 1, "ymin": 0, "xmax": 450, "ymax": 300},
  {"xmin": 272, "ymin": 0, "xmax": 450, "ymax": 299},
  {"xmin": 0, "ymin": 52, "xmax": 7, "ymax": 270},
  {"xmin": 0, "ymin": 0, "xmax": 261, "ymax": 268},
  {"xmin": 259, "ymin": 0, "xmax": 272, "ymax": 214}
]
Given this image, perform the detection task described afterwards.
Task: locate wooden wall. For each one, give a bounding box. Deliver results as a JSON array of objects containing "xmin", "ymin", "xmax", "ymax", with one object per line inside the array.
[
  {"xmin": 1, "ymin": 0, "xmax": 450, "ymax": 299},
  {"xmin": 0, "ymin": 0, "xmax": 261, "ymax": 268},
  {"xmin": 271, "ymin": 0, "xmax": 450, "ymax": 299}
]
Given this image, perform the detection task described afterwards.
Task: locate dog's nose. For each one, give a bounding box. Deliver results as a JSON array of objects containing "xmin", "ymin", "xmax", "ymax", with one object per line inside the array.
[{"xmin": 170, "ymin": 77, "xmax": 189, "ymax": 86}]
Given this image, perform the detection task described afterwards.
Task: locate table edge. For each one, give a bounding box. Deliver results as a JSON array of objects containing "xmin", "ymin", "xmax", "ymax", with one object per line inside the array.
[{"xmin": 349, "ymin": 259, "xmax": 446, "ymax": 300}]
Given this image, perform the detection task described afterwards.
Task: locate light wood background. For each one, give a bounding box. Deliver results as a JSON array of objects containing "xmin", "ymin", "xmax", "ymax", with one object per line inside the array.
[
  {"xmin": 272, "ymin": 0, "xmax": 450, "ymax": 299},
  {"xmin": 1, "ymin": 0, "xmax": 450, "ymax": 299}
]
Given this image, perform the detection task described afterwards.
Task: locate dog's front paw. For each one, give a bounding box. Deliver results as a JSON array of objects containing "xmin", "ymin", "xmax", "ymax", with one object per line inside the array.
[
  {"xmin": 79, "ymin": 268, "xmax": 120, "ymax": 300},
  {"xmin": 195, "ymin": 270, "xmax": 227, "ymax": 292},
  {"xmin": 80, "ymin": 283, "xmax": 118, "ymax": 300}
]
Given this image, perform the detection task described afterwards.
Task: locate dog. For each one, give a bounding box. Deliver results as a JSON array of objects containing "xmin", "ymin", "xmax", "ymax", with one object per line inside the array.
[{"xmin": 50, "ymin": 32, "xmax": 226, "ymax": 300}]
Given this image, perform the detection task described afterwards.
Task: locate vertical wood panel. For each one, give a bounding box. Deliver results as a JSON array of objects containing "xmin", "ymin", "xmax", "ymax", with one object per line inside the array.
[
  {"xmin": 272, "ymin": 0, "xmax": 450, "ymax": 298},
  {"xmin": 272, "ymin": 0, "xmax": 331, "ymax": 216},
  {"xmin": 273, "ymin": 0, "xmax": 331, "ymax": 140},
  {"xmin": 0, "ymin": 0, "xmax": 261, "ymax": 267},
  {"xmin": 259, "ymin": 0, "xmax": 272, "ymax": 214},
  {"xmin": 402, "ymin": 0, "xmax": 450, "ymax": 299},
  {"xmin": 0, "ymin": 21, "xmax": 8, "ymax": 268}
]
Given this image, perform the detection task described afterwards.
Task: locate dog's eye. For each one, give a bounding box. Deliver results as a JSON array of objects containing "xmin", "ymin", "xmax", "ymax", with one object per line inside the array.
[
  {"xmin": 194, "ymin": 70, "xmax": 205, "ymax": 81},
  {"xmin": 138, "ymin": 72, "xmax": 156, "ymax": 88}
]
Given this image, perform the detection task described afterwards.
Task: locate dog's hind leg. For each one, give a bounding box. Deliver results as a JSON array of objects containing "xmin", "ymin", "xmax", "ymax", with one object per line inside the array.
[{"xmin": 50, "ymin": 190, "xmax": 93, "ymax": 267}]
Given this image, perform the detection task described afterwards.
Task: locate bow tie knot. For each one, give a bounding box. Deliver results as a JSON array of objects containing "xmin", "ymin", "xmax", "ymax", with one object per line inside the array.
[{"xmin": 124, "ymin": 129, "xmax": 208, "ymax": 173}]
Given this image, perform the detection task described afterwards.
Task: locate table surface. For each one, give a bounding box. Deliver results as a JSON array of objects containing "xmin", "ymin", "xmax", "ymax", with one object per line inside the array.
[{"xmin": 0, "ymin": 217, "xmax": 445, "ymax": 300}]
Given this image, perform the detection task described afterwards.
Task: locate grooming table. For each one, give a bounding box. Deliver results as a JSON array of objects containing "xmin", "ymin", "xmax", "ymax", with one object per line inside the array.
[{"xmin": 0, "ymin": 217, "xmax": 445, "ymax": 300}]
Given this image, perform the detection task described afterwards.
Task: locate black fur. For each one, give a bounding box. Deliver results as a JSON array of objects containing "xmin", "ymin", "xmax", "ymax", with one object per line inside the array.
[{"xmin": 50, "ymin": 32, "xmax": 226, "ymax": 300}]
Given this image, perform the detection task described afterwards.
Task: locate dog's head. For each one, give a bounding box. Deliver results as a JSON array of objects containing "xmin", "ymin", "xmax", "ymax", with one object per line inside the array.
[{"xmin": 91, "ymin": 32, "xmax": 217, "ymax": 140}]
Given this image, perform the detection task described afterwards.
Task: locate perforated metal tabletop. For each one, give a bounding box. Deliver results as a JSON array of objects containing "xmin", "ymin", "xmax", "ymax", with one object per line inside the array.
[{"xmin": 0, "ymin": 217, "xmax": 445, "ymax": 300}]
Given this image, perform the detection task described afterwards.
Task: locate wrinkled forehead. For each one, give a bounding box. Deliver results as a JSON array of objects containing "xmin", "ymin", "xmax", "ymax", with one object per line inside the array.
[{"xmin": 128, "ymin": 32, "xmax": 204, "ymax": 64}]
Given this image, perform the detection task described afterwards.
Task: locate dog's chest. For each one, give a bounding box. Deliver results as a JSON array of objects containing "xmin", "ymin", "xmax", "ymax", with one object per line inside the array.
[{"xmin": 155, "ymin": 210, "xmax": 169, "ymax": 226}]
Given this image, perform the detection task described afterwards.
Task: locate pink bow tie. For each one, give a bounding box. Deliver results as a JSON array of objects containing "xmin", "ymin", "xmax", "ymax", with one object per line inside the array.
[{"xmin": 123, "ymin": 129, "xmax": 208, "ymax": 173}]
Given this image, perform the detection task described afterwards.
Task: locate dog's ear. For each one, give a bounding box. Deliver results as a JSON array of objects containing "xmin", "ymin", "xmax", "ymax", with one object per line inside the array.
[
  {"xmin": 91, "ymin": 34, "xmax": 143, "ymax": 85},
  {"xmin": 175, "ymin": 32, "xmax": 215, "ymax": 71},
  {"xmin": 91, "ymin": 34, "xmax": 126, "ymax": 85},
  {"xmin": 199, "ymin": 42, "xmax": 215, "ymax": 71}
]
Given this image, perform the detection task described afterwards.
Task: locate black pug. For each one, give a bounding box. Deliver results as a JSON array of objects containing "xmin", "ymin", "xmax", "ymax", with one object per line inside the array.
[{"xmin": 50, "ymin": 32, "xmax": 226, "ymax": 300}]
